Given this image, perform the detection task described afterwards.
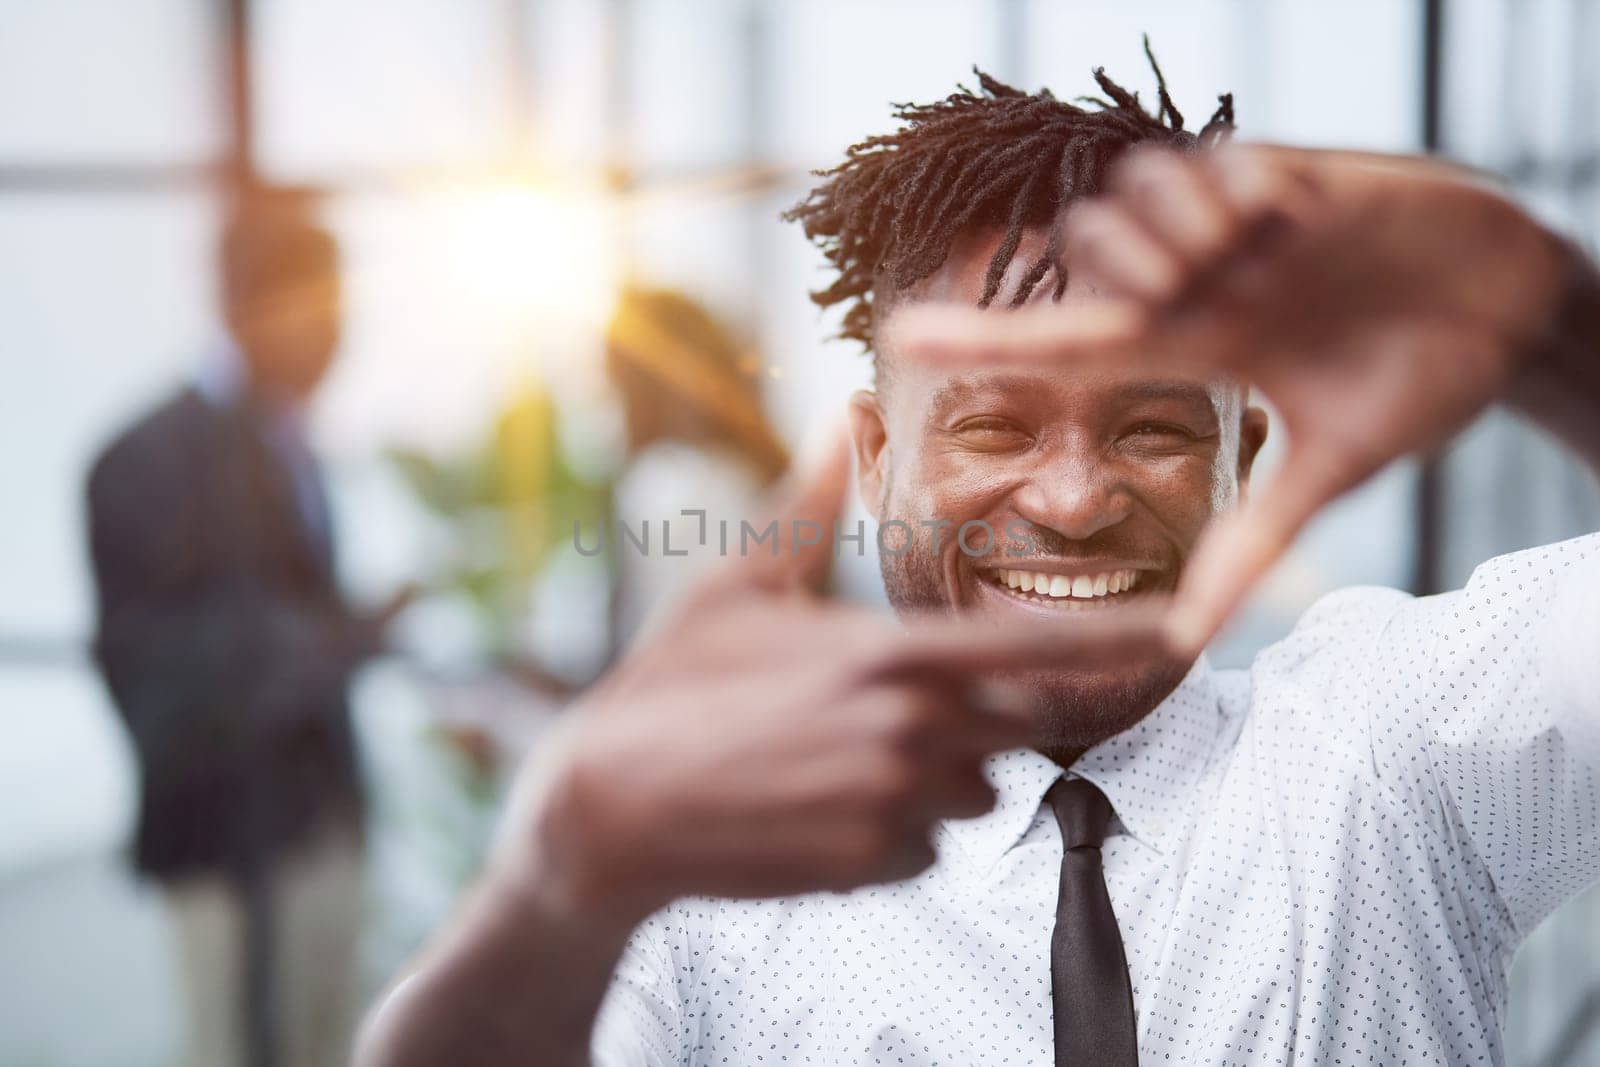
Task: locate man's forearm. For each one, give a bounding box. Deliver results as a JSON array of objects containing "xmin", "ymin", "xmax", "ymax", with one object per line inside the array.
[
  {"xmin": 356, "ymin": 864, "xmax": 636, "ymax": 1067},
  {"xmin": 1506, "ymin": 239, "xmax": 1600, "ymax": 470}
]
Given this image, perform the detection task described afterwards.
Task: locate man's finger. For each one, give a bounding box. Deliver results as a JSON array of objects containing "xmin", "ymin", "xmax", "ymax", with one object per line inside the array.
[
  {"xmin": 880, "ymin": 601, "xmax": 1175, "ymax": 681},
  {"xmin": 1211, "ymin": 142, "xmax": 1497, "ymax": 199},
  {"xmin": 1062, "ymin": 201, "xmax": 1188, "ymax": 304},
  {"xmin": 888, "ymin": 300, "xmax": 1240, "ymax": 386},
  {"xmin": 885, "ymin": 301, "xmax": 1148, "ymax": 369},
  {"xmin": 1202, "ymin": 144, "xmax": 1328, "ymax": 232},
  {"xmin": 915, "ymin": 685, "xmax": 1040, "ymax": 754},
  {"xmin": 1111, "ymin": 145, "xmax": 1242, "ymax": 269},
  {"xmin": 1164, "ymin": 445, "xmax": 1350, "ymax": 655}
]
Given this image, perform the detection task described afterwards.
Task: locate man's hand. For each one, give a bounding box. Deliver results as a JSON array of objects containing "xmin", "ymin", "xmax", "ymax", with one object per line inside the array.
[
  {"xmin": 326, "ymin": 582, "xmax": 422, "ymax": 666},
  {"xmin": 897, "ymin": 144, "xmax": 1578, "ymax": 652},
  {"xmin": 358, "ymin": 431, "xmax": 1164, "ymax": 1067},
  {"xmin": 501, "ymin": 430, "xmax": 1163, "ymax": 926}
]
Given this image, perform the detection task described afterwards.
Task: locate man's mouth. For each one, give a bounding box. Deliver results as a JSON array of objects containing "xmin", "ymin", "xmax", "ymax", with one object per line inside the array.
[{"xmin": 979, "ymin": 566, "xmax": 1149, "ymax": 609}]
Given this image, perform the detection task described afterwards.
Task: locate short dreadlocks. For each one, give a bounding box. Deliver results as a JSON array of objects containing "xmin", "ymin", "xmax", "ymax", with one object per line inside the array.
[{"xmin": 784, "ymin": 43, "xmax": 1234, "ymax": 354}]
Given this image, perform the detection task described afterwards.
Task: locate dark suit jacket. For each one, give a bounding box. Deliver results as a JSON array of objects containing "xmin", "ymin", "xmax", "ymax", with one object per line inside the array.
[{"xmin": 87, "ymin": 387, "xmax": 364, "ymax": 881}]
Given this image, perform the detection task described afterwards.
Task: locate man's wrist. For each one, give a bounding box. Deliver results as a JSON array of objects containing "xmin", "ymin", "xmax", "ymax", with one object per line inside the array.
[
  {"xmin": 482, "ymin": 851, "xmax": 645, "ymax": 951},
  {"xmin": 1523, "ymin": 236, "xmax": 1600, "ymax": 366},
  {"xmin": 489, "ymin": 755, "xmax": 666, "ymax": 938},
  {"xmin": 1504, "ymin": 235, "xmax": 1600, "ymax": 464}
]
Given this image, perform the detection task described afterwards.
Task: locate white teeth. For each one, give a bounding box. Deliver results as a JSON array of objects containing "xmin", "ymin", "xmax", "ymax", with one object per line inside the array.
[{"xmin": 992, "ymin": 568, "xmax": 1144, "ymax": 600}]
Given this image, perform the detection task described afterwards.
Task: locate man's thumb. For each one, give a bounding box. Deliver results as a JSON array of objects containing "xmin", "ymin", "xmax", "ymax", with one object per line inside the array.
[
  {"xmin": 738, "ymin": 419, "xmax": 854, "ymax": 593},
  {"xmin": 1165, "ymin": 444, "xmax": 1344, "ymax": 654}
]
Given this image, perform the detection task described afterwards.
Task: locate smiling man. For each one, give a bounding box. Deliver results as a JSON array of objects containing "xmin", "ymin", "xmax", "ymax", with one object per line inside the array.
[
  {"xmin": 843, "ymin": 216, "xmax": 1264, "ymax": 763},
  {"xmin": 359, "ymin": 61, "xmax": 1600, "ymax": 1067},
  {"xmin": 784, "ymin": 66, "xmax": 1257, "ymax": 777}
]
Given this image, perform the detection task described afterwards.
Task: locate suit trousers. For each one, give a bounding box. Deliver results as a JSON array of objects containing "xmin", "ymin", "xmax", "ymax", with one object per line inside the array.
[{"xmin": 166, "ymin": 825, "xmax": 364, "ymax": 1067}]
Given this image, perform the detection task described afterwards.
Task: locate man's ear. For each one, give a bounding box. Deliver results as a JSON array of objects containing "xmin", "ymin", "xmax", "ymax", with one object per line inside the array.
[
  {"xmin": 1237, "ymin": 405, "xmax": 1270, "ymax": 491},
  {"xmin": 847, "ymin": 389, "xmax": 889, "ymax": 520}
]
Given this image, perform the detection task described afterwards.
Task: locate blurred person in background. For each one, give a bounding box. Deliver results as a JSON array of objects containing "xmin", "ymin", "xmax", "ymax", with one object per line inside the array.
[
  {"xmin": 359, "ymin": 56, "xmax": 1600, "ymax": 1067},
  {"xmin": 87, "ymin": 191, "xmax": 409, "ymax": 1067},
  {"xmin": 605, "ymin": 285, "xmax": 788, "ymax": 643}
]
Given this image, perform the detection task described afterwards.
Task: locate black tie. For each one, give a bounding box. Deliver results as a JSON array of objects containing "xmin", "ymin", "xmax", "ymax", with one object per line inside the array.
[{"xmin": 1046, "ymin": 778, "xmax": 1138, "ymax": 1065}]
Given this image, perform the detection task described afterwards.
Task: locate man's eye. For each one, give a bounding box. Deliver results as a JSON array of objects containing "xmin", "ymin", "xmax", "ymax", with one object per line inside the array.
[
  {"xmin": 950, "ymin": 417, "xmax": 1030, "ymax": 447},
  {"xmin": 1132, "ymin": 422, "xmax": 1196, "ymax": 438},
  {"xmin": 1126, "ymin": 422, "xmax": 1196, "ymax": 443},
  {"xmin": 953, "ymin": 417, "xmax": 1025, "ymax": 435}
]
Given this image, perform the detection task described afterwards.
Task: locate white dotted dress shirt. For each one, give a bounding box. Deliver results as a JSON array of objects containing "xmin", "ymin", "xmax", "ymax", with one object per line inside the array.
[{"xmin": 592, "ymin": 534, "xmax": 1600, "ymax": 1065}]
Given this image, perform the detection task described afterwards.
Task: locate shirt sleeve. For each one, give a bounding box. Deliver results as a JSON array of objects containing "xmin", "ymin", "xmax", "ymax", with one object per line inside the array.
[
  {"xmin": 590, "ymin": 908, "xmax": 690, "ymax": 1067},
  {"xmin": 1389, "ymin": 532, "xmax": 1600, "ymax": 935}
]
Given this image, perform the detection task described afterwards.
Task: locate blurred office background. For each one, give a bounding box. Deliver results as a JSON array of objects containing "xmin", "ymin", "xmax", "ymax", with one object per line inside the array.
[{"xmin": 1, "ymin": 1, "xmax": 1598, "ymax": 1064}]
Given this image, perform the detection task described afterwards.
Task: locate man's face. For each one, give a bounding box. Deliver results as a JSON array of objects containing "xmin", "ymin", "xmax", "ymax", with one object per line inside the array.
[
  {"xmin": 228, "ymin": 268, "xmax": 343, "ymax": 402},
  {"xmin": 849, "ymin": 225, "xmax": 1267, "ymax": 758}
]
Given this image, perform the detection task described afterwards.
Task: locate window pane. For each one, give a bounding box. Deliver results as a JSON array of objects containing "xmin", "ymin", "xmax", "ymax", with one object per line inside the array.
[
  {"xmin": 769, "ymin": 0, "xmax": 1002, "ymax": 168},
  {"xmin": 315, "ymin": 186, "xmax": 619, "ymax": 458},
  {"xmin": 525, "ymin": 0, "xmax": 613, "ymax": 168},
  {"xmin": 1247, "ymin": 0, "xmax": 1419, "ymax": 149},
  {"xmin": 1025, "ymin": 0, "xmax": 1419, "ymax": 150},
  {"xmin": 0, "ymin": 0, "xmax": 222, "ymax": 164},
  {"xmin": 1023, "ymin": 0, "xmax": 1245, "ymax": 126},
  {"xmin": 253, "ymin": 0, "xmax": 512, "ymax": 180},
  {"xmin": 626, "ymin": 0, "xmax": 749, "ymax": 171},
  {"xmin": 628, "ymin": 192, "xmax": 754, "ymax": 319},
  {"xmin": 0, "ymin": 192, "xmax": 220, "ymax": 642}
]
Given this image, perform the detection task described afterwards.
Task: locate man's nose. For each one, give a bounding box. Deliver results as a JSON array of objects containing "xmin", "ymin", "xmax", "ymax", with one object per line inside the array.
[{"xmin": 1010, "ymin": 454, "xmax": 1134, "ymax": 543}]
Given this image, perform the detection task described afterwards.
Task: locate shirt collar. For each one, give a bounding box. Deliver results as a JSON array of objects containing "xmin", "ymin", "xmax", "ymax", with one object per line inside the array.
[
  {"xmin": 942, "ymin": 655, "xmax": 1222, "ymax": 873},
  {"xmin": 940, "ymin": 746, "xmax": 1063, "ymax": 877},
  {"xmin": 1075, "ymin": 654, "xmax": 1222, "ymax": 855},
  {"xmin": 195, "ymin": 343, "xmax": 310, "ymax": 436},
  {"xmin": 195, "ymin": 343, "xmax": 246, "ymax": 408}
]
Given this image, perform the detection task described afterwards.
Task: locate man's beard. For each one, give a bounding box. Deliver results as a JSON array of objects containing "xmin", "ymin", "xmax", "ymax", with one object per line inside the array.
[{"xmin": 878, "ymin": 521, "xmax": 1191, "ymax": 765}]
